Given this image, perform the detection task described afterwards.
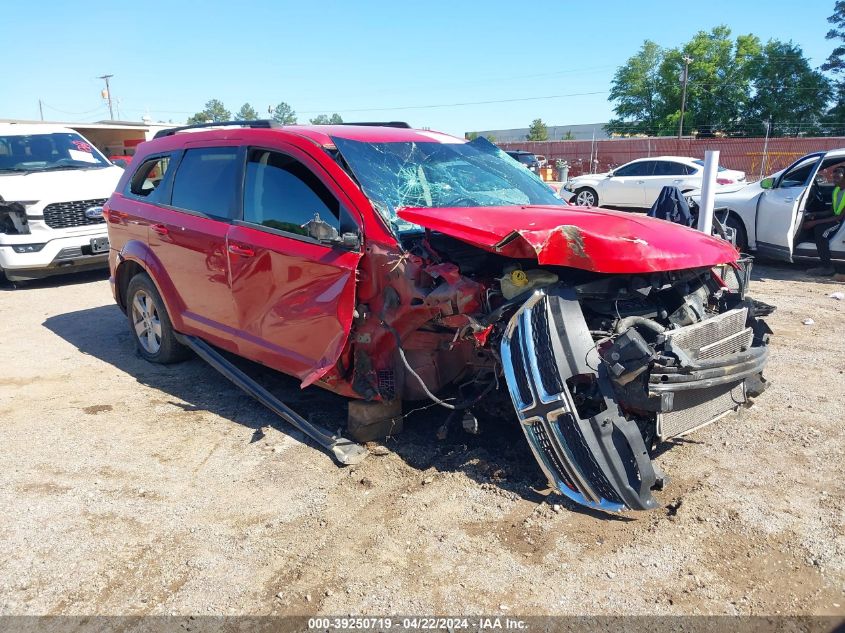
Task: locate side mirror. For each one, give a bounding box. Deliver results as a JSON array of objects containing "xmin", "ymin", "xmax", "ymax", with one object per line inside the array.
[
  {"xmin": 606, "ymin": 171, "xmax": 614, "ymax": 178},
  {"xmin": 338, "ymin": 231, "xmax": 361, "ymax": 251},
  {"xmin": 302, "ymin": 213, "xmax": 361, "ymax": 250},
  {"xmin": 760, "ymin": 177, "xmax": 774, "ymax": 190}
]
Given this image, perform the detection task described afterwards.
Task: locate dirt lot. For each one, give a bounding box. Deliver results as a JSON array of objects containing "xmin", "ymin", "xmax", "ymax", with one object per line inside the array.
[{"xmin": 0, "ymin": 263, "xmax": 843, "ymax": 617}]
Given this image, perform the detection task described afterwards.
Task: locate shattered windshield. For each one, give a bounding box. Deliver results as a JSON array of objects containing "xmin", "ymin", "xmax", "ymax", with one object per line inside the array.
[
  {"xmin": 332, "ymin": 136, "xmax": 563, "ymax": 233},
  {"xmin": 0, "ymin": 132, "xmax": 110, "ymax": 172}
]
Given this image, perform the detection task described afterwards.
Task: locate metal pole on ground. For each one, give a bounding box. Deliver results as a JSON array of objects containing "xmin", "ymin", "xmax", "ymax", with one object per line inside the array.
[{"xmin": 697, "ymin": 150, "xmax": 719, "ymax": 235}]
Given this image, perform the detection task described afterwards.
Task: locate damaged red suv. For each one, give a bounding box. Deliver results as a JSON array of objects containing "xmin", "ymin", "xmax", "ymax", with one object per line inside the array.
[{"xmin": 105, "ymin": 121, "xmax": 771, "ymax": 512}]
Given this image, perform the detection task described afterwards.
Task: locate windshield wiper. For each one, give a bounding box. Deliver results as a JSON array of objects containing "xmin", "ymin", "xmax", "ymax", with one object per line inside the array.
[{"xmin": 40, "ymin": 164, "xmax": 100, "ymax": 172}]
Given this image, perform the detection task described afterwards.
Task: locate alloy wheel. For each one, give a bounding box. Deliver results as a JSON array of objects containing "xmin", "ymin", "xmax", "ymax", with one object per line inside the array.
[{"xmin": 131, "ymin": 290, "xmax": 162, "ymax": 354}]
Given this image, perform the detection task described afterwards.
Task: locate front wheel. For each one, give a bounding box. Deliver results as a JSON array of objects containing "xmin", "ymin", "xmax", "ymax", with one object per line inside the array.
[
  {"xmin": 126, "ymin": 273, "xmax": 189, "ymax": 363},
  {"xmin": 575, "ymin": 187, "xmax": 598, "ymax": 207},
  {"xmin": 726, "ymin": 214, "xmax": 749, "ymax": 252}
]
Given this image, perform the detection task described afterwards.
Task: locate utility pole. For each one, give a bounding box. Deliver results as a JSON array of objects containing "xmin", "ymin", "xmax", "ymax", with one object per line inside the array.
[
  {"xmin": 98, "ymin": 74, "xmax": 114, "ymax": 120},
  {"xmin": 759, "ymin": 118, "xmax": 772, "ymax": 181},
  {"xmin": 38, "ymin": 99, "xmax": 44, "ymax": 121},
  {"xmin": 678, "ymin": 55, "xmax": 692, "ymax": 139}
]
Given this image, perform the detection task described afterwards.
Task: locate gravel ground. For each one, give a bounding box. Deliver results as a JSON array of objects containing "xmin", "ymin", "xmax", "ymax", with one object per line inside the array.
[{"xmin": 0, "ymin": 263, "xmax": 843, "ymax": 617}]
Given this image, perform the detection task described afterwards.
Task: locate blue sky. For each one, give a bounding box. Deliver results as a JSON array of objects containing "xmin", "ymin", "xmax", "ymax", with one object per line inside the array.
[{"xmin": 0, "ymin": 0, "xmax": 837, "ymax": 135}]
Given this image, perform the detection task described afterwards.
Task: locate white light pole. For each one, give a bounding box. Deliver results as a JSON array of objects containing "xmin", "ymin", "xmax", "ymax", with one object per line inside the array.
[{"xmin": 697, "ymin": 150, "xmax": 719, "ymax": 235}]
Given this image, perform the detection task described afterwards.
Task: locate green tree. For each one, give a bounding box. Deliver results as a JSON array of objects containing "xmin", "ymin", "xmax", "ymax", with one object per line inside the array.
[
  {"xmin": 186, "ymin": 99, "xmax": 231, "ymax": 124},
  {"xmin": 608, "ymin": 27, "xmax": 767, "ymax": 137},
  {"xmin": 606, "ymin": 40, "xmax": 667, "ymax": 135},
  {"xmin": 823, "ymin": 1, "xmax": 845, "ymax": 75},
  {"xmin": 563, "ymin": 130, "xmax": 575, "ymax": 140},
  {"xmin": 309, "ymin": 113, "xmax": 344, "ymax": 124},
  {"xmin": 822, "ymin": 2, "xmax": 845, "ymax": 132},
  {"xmin": 271, "ymin": 102, "xmax": 297, "ymax": 125},
  {"xmin": 465, "ymin": 131, "xmax": 479, "ymax": 140},
  {"xmin": 664, "ymin": 26, "xmax": 761, "ymax": 136},
  {"xmin": 526, "ymin": 118, "xmax": 548, "ymax": 141},
  {"xmin": 235, "ymin": 103, "xmax": 259, "ymax": 120},
  {"xmin": 745, "ymin": 41, "xmax": 832, "ymax": 136}
]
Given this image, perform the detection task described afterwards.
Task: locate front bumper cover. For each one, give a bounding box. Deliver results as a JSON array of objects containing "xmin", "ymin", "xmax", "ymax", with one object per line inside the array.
[{"xmin": 501, "ymin": 287, "xmax": 769, "ymax": 512}]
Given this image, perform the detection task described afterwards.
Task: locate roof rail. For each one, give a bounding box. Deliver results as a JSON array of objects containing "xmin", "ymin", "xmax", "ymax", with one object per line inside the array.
[
  {"xmin": 153, "ymin": 119, "xmax": 280, "ymax": 139},
  {"xmin": 339, "ymin": 121, "xmax": 411, "ymax": 129}
]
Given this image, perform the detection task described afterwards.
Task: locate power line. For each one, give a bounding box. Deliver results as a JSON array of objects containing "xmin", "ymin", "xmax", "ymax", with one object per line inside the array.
[
  {"xmin": 40, "ymin": 101, "xmax": 108, "ymax": 116},
  {"xmin": 297, "ymin": 91, "xmax": 608, "ymax": 114}
]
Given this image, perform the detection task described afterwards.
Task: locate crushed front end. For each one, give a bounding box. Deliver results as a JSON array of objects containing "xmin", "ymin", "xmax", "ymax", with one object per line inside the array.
[{"xmin": 499, "ymin": 262, "xmax": 771, "ymax": 511}]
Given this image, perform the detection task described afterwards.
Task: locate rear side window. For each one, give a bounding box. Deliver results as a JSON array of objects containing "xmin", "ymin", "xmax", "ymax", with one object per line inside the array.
[
  {"xmin": 242, "ymin": 149, "xmax": 340, "ymax": 236},
  {"xmin": 171, "ymin": 147, "xmax": 239, "ymax": 219},
  {"xmin": 653, "ymin": 161, "xmax": 690, "ymax": 176},
  {"xmin": 615, "ymin": 161, "xmax": 654, "ymax": 177},
  {"xmin": 128, "ymin": 154, "xmax": 174, "ymax": 199}
]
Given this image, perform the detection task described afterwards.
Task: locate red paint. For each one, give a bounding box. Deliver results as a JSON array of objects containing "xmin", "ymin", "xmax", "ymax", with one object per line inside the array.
[
  {"xmin": 397, "ymin": 205, "xmax": 738, "ymax": 273},
  {"xmin": 108, "ymin": 123, "xmax": 741, "ymax": 405}
]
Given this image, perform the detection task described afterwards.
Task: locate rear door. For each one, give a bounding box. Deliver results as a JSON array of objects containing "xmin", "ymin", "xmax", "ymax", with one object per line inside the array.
[
  {"xmin": 146, "ymin": 144, "xmax": 243, "ymax": 345},
  {"xmin": 755, "ymin": 153, "xmax": 824, "ymax": 262},
  {"xmin": 601, "ymin": 161, "xmax": 654, "ymax": 207},
  {"xmin": 645, "ymin": 160, "xmax": 696, "ymax": 207},
  {"xmin": 226, "ymin": 144, "xmax": 362, "ymax": 386}
]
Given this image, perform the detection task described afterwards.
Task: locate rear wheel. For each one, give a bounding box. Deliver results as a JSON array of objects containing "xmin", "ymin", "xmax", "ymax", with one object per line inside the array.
[
  {"xmin": 575, "ymin": 187, "xmax": 598, "ymax": 207},
  {"xmin": 126, "ymin": 273, "xmax": 189, "ymax": 363}
]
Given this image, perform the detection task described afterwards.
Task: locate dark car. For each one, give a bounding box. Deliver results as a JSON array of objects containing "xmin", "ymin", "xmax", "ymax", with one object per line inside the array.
[
  {"xmin": 505, "ymin": 149, "xmax": 540, "ymax": 172},
  {"xmin": 104, "ymin": 120, "xmax": 771, "ymax": 512}
]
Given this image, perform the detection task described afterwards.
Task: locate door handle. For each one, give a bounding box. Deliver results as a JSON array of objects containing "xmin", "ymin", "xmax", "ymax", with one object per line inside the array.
[
  {"xmin": 672, "ymin": 179, "xmax": 683, "ymax": 183},
  {"xmin": 784, "ymin": 197, "xmax": 794, "ymax": 203},
  {"xmin": 228, "ymin": 243, "xmax": 255, "ymax": 257},
  {"xmin": 636, "ymin": 180, "xmax": 645, "ymax": 184},
  {"xmin": 151, "ymin": 223, "xmax": 169, "ymax": 235}
]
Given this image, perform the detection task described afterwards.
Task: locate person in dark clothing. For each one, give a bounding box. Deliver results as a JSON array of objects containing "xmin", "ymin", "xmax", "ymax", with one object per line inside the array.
[{"xmin": 806, "ymin": 166, "xmax": 845, "ymax": 276}]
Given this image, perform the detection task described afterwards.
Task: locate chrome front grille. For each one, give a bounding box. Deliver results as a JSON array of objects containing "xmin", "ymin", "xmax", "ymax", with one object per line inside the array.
[
  {"xmin": 42, "ymin": 198, "xmax": 107, "ymax": 229},
  {"xmin": 501, "ymin": 291, "xmax": 625, "ymax": 511}
]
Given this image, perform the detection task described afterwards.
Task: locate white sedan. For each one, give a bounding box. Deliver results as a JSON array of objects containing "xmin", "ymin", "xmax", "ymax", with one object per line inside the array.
[
  {"xmin": 564, "ymin": 156, "xmax": 746, "ymax": 209},
  {"xmin": 688, "ymin": 149, "xmax": 845, "ymax": 262}
]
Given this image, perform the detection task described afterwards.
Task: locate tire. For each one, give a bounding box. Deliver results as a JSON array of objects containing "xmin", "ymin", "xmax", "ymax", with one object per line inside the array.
[
  {"xmin": 574, "ymin": 187, "xmax": 598, "ymax": 207},
  {"xmin": 726, "ymin": 214, "xmax": 748, "ymax": 253},
  {"xmin": 125, "ymin": 273, "xmax": 189, "ymax": 364}
]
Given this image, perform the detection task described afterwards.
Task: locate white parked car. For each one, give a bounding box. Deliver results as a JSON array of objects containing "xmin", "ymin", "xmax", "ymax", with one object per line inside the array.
[
  {"xmin": 564, "ymin": 156, "xmax": 746, "ymax": 209},
  {"xmin": 0, "ymin": 124, "xmax": 123, "ymax": 282},
  {"xmin": 689, "ymin": 149, "xmax": 845, "ymax": 261}
]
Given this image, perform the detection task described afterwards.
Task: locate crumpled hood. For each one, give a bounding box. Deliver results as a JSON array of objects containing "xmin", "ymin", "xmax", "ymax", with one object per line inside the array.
[
  {"xmin": 396, "ymin": 205, "xmax": 738, "ymax": 274},
  {"xmin": 0, "ymin": 166, "xmax": 122, "ymax": 206}
]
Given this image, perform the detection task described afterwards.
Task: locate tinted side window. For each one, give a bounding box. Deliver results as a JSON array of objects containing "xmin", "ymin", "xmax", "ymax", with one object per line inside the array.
[
  {"xmin": 128, "ymin": 154, "xmax": 174, "ymax": 200},
  {"xmin": 653, "ymin": 161, "xmax": 688, "ymax": 176},
  {"xmin": 615, "ymin": 161, "xmax": 653, "ymax": 177},
  {"xmin": 779, "ymin": 158, "xmax": 820, "ymax": 189},
  {"xmin": 171, "ymin": 147, "xmax": 239, "ymax": 218},
  {"xmin": 243, "ymin": 149, "xmax": 340, "ymax": 236}
]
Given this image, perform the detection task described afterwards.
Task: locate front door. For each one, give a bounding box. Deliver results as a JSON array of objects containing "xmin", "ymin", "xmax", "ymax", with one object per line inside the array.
[
  {"xmin": 227, "ymin": 145, "xmax": 362, "ymax": 387},
  {"xmin": 602, "ymin": 160, "xmax": 654, "ymax": 207},
  {"xmin": 755, "ymin": 154, "xmax": 823, "ymax": 262}
]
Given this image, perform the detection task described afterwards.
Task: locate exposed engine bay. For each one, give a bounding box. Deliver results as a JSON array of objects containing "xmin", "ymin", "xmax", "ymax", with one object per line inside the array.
[{"xmin": 339, "ymin": 228, "xmax": 773, "ymax": 512}]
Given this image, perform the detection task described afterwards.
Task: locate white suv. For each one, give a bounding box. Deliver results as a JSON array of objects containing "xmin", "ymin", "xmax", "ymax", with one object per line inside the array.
[{"xmin": 0, "ymin": 124, "xmax": 123, "ymax": 282}]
